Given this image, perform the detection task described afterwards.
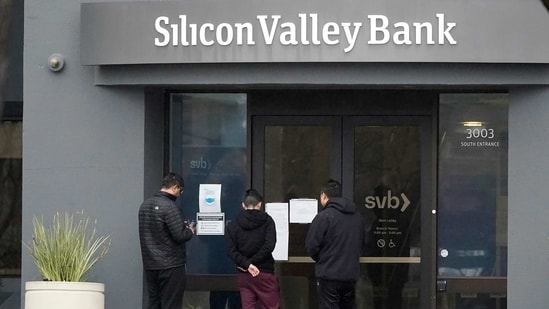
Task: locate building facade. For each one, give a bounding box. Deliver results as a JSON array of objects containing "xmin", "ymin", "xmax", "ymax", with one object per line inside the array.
[{"xmin": 8, "ymin": 0, "xmax": 549, "ymax": 308}]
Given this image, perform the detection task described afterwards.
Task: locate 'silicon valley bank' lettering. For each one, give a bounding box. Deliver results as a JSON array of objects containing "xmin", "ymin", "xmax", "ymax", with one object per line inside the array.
[{"xmin": 154, "ymin": 13, "xmax": 457, "ymax": 53}]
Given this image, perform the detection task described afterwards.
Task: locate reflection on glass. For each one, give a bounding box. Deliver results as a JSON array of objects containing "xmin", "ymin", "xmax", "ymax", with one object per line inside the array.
[
  {"xmin": 438, "ymin": 93, "xmax": 508, "ymax": 280},
  {"xmin": 262, "ymin": 123, "xmax": 422, "ymax": 309},
  {"xmin": 264, "ymin": 125, "xmax": 330, "ymax": 256},
  {"xmin": 169, "ymin": 93, "xmax": 246, "ymax": 308},
  {"xmin": 0, "ymin": 121, "xmax": 23, "ymax": 308},
  {"xmin": 264, "ymin": 125, "xmax": 331, "ymax": 308},
  {"xmin": 354, "ymin": 125, "xmax": 421, "ymax": 309},
  {"xmin": 437, "ymin": 292, "xmax": 507, "ymax": 309},
  {"xmin": 264, "ymin": 126, "xmax": 331, "ymax": 203},
  {"xmin": 0, "ymin": 121, "xmax": 22, "ymax": 275}
]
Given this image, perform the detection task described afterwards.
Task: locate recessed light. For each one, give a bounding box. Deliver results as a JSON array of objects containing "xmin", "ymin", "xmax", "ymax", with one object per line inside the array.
[{"xmin": 462, "ymin": 121, "xmax": 483, "ymax": 127}]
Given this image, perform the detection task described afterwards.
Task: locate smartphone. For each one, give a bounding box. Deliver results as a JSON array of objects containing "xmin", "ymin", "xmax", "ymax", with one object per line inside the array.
[{"xmin": 188, "ymin": 220, "xmax": 196, "ymax": 229}]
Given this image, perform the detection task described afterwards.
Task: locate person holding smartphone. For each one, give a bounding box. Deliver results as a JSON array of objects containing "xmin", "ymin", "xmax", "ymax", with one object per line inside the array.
[{"xmin": 138, "ymin": 172, "xmax": 195, "ymax": 309}]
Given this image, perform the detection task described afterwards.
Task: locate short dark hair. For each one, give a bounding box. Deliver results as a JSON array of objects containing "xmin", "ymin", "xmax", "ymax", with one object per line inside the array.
[
  {"xmin": 242, "ymin": 189, "xmax": 263, "ymax": 207},
  {"xmin": 321, "ymin": 179, "xmax": 342, "ymax": 198},
  {"xmin": 162, "ymin": 172, "xmax": 184, "ymax": 189}
]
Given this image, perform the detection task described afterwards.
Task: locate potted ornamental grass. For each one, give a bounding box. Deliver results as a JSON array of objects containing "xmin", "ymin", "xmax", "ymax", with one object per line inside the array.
[{"xmin": 24, "ymin": 211, "xmax": 111, "ymax": 309}]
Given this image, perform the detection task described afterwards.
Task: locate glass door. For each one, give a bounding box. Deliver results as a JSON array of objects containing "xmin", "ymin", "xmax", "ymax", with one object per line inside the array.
[
  {"xmin": 252, "ymin": 115, "xmax": 434, "ymax": 309},
  {"xmin": 343, "ymin": 117, "xmax": 434, "ymax": 309}
]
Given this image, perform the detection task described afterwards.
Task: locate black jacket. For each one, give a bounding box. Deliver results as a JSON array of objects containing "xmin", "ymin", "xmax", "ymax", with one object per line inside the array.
[
  {"xmin": 227, "ymin": 209, "xmax": 277, "ymax": 273},
  {"xmin": 305, "ymin": 197, "xmax": 367, "ymax": 281},
  {"xmin": 138, "ymin": 191, "xmax": 193, "ymax": 270}
]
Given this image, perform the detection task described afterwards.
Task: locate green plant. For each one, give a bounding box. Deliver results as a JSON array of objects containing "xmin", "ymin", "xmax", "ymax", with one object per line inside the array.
[{"xmin": 25, "ymin": 211, "xmax": 110, "ymax": 282}]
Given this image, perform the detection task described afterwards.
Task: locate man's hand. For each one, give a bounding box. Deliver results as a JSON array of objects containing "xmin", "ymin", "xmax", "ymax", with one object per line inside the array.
[{"xmin": 247, "ymin": 264, "xmax": 260, "ymax": 277}]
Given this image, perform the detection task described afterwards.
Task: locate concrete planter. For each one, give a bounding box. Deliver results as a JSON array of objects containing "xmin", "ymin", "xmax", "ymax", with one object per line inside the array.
[{"xmin": 25, "ymin": 281, "xmax": 105, "ymax": 309}]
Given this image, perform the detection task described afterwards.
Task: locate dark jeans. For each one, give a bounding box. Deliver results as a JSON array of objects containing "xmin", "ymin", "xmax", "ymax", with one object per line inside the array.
[
  {"xmin": 145, "ymin": 265, "xmax": 187, "ymax": 309},
  {"xmin": 316, "ymin": 278, "xmax": 356, "ymax": 309}
]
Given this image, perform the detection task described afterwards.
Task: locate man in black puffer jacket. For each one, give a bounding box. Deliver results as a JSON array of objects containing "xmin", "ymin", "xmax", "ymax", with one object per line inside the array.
[
  {"xmin": 227, "ymin": 189, "xmax": 280, "ymax": 309},
  {"xmin": 139, "ymin": 172, "xmax": 194, "ymax": 309},
  {"xmin": 305, "ymin": 179, "xmax": 368, "ymax": 309}
]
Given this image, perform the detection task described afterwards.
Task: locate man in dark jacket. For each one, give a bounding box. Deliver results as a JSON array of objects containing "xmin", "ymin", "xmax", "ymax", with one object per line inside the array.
[
  {"xmin": 227, "ymin": 189, "xmax": 280, "ymax": 309},
  {"xmin": 139, "ymin": 172, "xmax": 195, "ymax": 309},
  {"xmin": 305, "ymin": 179, "xmax": 367, "ymax": 309}
]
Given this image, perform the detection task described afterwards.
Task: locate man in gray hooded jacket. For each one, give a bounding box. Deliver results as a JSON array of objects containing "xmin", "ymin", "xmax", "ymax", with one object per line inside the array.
[{"xmin": 305, "ymin": 179, "xmax": 368, "ymax": 309}]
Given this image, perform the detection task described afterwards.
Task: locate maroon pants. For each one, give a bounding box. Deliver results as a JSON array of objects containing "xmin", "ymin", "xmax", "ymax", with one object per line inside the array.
[{"xmin": 237, "ymin": 272, "xmax": 281, "ymax": 309}]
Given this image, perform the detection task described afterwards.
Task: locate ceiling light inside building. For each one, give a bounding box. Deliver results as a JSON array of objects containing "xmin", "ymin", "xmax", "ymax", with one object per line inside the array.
[{"xmin": 462, "ymin": 121, "xmax": 484, "ymax": 127}]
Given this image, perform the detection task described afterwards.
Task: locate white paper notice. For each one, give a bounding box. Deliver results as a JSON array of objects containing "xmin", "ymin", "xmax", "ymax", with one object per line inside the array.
[
  {"xmin": 289, "ymin": 199, "xmax": 318, "ymax": 223},
  {"xmin": 265, "ymin": 203, "xmax": 289, "ymax": 261},
  {"xmin": 196, "ymin": 212, "xmax": 225, "ymax": 235},
  {"xmin": 199, "ymin": 184, "xmax": 222, "ymax": 213}
]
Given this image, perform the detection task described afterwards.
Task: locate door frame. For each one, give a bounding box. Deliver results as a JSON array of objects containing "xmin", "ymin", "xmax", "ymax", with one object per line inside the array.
[{"xmin": 251, "ymin": 113, "xmax": 436, "ymax": 309}]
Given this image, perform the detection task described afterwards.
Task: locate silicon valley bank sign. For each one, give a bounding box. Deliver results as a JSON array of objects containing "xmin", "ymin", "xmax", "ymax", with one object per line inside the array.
[
  {"xmin": 154, "ymin": 13, "xmax": 456, "ymax": 53},
  {"xmin": 80, "ymin": 1, "xmax": 549, "ymax": 65}
]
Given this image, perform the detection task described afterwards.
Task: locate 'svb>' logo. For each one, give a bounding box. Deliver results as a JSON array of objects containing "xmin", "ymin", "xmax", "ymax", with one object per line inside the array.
[{"xmin": 364, "ymin": 190, "xmax": 411, "ymax": 212}]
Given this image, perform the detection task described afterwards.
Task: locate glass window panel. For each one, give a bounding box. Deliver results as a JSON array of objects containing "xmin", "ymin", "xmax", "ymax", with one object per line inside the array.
[
  {"xmin": 169, "ymin": 93, "xmax": 247, "ymax": 276},
  {"xmin": 264, "ymin": 125, "xmax": 331, "ymax": 203},
  {"xmin": 264, "ymin": 125, "xmax": 331, "ymax": 258},
  {"xmin": 0, "ymin": 121, "xmax": 22, "ymax": 309},
  {"xmin": 354, "ymin": 125, "xmax": 421, "ymax": 309},
  {"xmin": 263, "ymin": 124, "xmax": 332, "ymax": 308},
  {"xmin": 0, "ymin": 121, "xmax": 22, "ymax": 276},
  {"xmin": 438, "ymin": 94, "xmax": 508, "ymax": 278},
  {"xmin": 354, "ymin": 126, "xmax": 421, "ymax": 258}
]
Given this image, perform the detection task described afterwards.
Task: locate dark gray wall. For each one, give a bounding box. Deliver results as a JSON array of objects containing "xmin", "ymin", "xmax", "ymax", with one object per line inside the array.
[
  {"xmin": 22, "ymin": 0, "xmax": 145, "ymax": 308},
  {"xmin": 94, "ymin": 63, "xmax": 549, "ymax": 86}
]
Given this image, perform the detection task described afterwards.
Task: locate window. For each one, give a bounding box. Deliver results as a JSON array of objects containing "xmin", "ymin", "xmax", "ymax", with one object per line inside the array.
[
  {"xmin": 438, "ymin": 93, "xmax": 508, "ymax": 278},
  {"xmin": 169, "ymin": 93, "xmax": 247, "ymax": 275},
  {"xmin": 0, "ymin": 119, "xmax": 22, "ymax": 309},
  {"xmin": 0, "ymin": 120, "xmax": 22, "ymax": 276}
]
